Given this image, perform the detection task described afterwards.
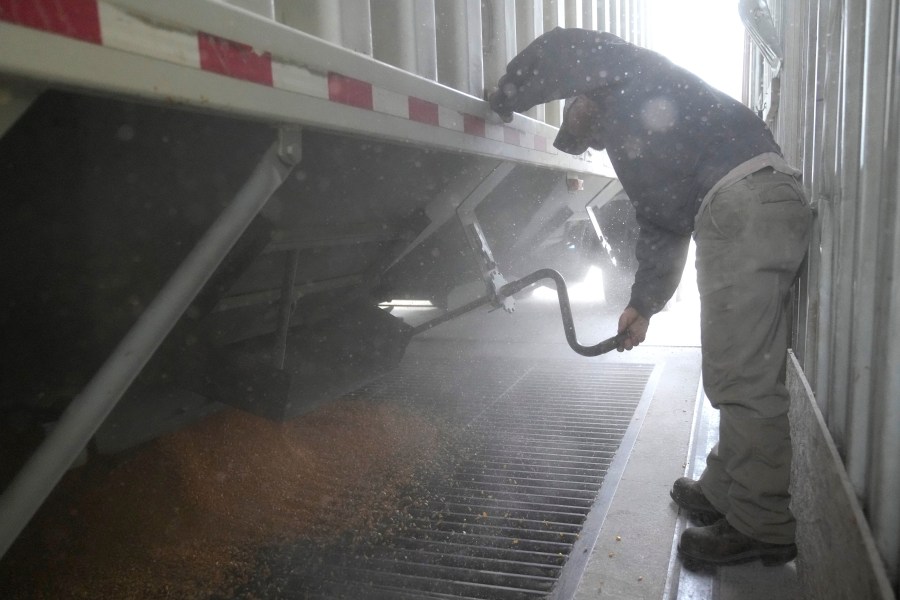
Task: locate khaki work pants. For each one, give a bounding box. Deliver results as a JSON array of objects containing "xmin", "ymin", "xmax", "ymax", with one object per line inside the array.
[{"xmin": 694, "ymin": 168, "xmax": 813, "ymax": 545}]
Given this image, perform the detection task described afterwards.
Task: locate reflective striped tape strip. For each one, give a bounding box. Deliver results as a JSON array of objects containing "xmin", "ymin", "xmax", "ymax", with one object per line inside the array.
[{"xmin": 0, "ymin": 0, "xmax": 555, "ymax": 154}]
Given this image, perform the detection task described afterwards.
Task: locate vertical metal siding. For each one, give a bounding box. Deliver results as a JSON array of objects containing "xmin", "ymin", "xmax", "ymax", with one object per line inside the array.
[
  {"xmin": 829, "ymin": 0, "xmax": 855, "ymax": 450},
  {"xmin": 845, "ymin": 0, "xmax": 890, "ymax": 499},
  {"xmin": 874, "ymin": 32, "xmax": 900, "ymax": 576},
  {"xmin": 869, "ymin": 1, "xmax": 900, "ymax": 584},
  {"xmin": 827, "ymin": 0, "xmax": 866, "ymax": 462},
  {"xmin": 768, "ymin": 0, "xmax": 900, "ymax": 590}
]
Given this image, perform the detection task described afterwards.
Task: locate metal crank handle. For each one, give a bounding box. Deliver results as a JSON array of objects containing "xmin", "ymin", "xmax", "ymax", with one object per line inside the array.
[
  {"xmin": 498, "ymin": 268, "xmax": 630, "ymax": 357},
  {"xmin": 411, "ymin": 268, "xmax": 629, "ymax": 357}
]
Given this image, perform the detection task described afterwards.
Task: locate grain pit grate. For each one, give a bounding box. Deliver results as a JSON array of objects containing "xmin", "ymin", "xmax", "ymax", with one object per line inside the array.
[{"xmin": 242, "ymin": 359, "xmax": 658, "ymax": 600}]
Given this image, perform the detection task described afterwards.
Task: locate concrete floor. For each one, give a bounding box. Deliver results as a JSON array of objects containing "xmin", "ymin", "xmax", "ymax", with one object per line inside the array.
[{"xmin": 394, "ymin": 279, "xmax": 801, "ymax": 600}]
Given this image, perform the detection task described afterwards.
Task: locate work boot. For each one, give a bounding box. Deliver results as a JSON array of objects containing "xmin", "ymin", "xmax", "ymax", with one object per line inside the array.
[
  {"xmin": 670, "ymin": 477, "xmax": 724, "ymax": 524},
  {"xmin": 678, "ymin": 518, "xmax": 797, "ymax": 569}
]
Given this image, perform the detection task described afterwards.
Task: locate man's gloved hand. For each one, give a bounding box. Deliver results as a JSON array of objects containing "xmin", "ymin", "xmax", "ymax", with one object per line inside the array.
[
  {"xmin": 488, "ymin": 84, "xmax": 517, "ymax": 123},
  {"xmin": 616, "ymin": 306, "xmax": 650, "ymax": 352},
  {"xmin": 488, "ymin": 28, "xmax": 562, "ymax": 120}
]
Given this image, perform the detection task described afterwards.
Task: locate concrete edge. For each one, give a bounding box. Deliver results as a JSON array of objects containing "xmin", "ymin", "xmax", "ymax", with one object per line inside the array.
[
  {"xmin": 787, "ymin": 350, "xmax": 896, "ymax": 600},
  {"xmin": 661, "ymin": 379, "xmax": 715, "ymax": 600}
]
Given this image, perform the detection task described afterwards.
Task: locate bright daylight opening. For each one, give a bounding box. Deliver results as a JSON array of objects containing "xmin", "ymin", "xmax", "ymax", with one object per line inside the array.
[
  {"xmin": 531, "ymin": 265, "xmax": 606, "ymax": 303},
  {"xmin": 379, "ymin": 299, "xmax": 435, "ymax": 308},
  {"xmin": 641, "ymin": 0, "xmax": 745, "ymax": 345},
  {"xmin": 646, "ymin": 0, "xmax": 745, "ymax": 101}
]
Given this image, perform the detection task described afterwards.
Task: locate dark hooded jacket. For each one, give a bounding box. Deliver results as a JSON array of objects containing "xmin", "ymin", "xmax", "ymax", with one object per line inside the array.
[{"xmin": 491, "ymin": 28, "xmax": 783, "ymax": 317}]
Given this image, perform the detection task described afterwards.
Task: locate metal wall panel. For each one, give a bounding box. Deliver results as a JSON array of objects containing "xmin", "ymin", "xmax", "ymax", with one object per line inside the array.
[
  {"xmin": 760, "ymin": 0, "xmax": 900, "ymax": 591},
  {"xmin": 868, "ymin": 0, "xmax": 900, "ymax": 585}
]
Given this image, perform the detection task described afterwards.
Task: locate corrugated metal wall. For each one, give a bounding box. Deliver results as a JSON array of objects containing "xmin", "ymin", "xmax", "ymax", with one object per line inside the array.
[
  {"xmin": 750, "ymin": 0, "xmax": 900, "ymax": 592},
  {"xmin": 278, "ymin": 0, "xmax": 644, "ymax": 123}
]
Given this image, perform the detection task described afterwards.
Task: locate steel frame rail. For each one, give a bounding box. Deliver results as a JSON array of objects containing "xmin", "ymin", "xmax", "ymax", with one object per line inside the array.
[
  {"xmin": 0, "ymin": 0, "xmax": 615, "ymax": 177},
  {"xmin": 0, "ymin": 138, "xmax": 299, "ymax": 559}
]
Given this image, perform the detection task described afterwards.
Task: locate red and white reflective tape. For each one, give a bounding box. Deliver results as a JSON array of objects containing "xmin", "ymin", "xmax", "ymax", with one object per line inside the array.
[
  {"xmin": 0, "ymin": 0, "xmax": 556, "ymax": 155},
  {"xmin": 0, "ymin": 0, "xmax": 102, "ymax": 44}
]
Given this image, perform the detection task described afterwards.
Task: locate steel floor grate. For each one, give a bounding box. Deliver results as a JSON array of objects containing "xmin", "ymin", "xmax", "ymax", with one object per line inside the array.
[{"xmin": 238, "ymin": 359, "xmax": 658, "ymax": 600}]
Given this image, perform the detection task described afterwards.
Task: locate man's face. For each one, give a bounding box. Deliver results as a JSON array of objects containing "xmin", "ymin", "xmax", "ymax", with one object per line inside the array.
[{"xmin": 554, "ymin": 95, "xmax": 604, "ymax": 155}]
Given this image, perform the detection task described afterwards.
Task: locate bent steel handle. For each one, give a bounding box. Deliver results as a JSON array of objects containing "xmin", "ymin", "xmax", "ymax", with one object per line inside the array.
[
  {"xmin": 498, "ymin": 268, "xmax": 629, "ymax": 357},
  {"xmin": 412, "ymin": 268, "xmax": 629, "ymax": 357}
]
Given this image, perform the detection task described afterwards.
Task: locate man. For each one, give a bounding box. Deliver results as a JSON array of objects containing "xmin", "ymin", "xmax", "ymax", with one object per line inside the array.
[{"xmin": 490, "ymin": 28, "xmax": 812, "ymax": 567}]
